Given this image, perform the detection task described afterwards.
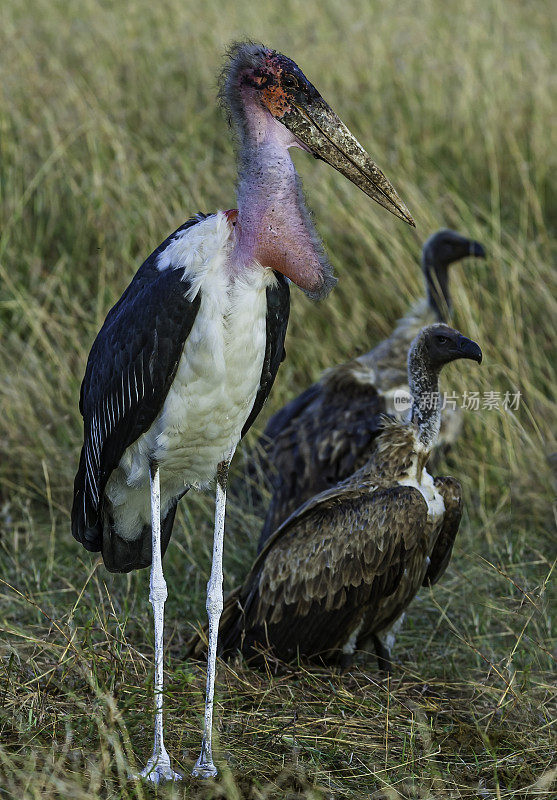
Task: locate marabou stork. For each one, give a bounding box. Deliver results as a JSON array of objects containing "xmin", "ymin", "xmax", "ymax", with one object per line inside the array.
[
  {"xmin": 71, "ymin": 42, "xmax": 414, "ymax": 782},
  {"xmin": 250, "ymin": 229, "xmax": 485, "ymax": 552},
  {"xmin": 187, "ymin": 325, "xmax": 482, "ymax": 668}
]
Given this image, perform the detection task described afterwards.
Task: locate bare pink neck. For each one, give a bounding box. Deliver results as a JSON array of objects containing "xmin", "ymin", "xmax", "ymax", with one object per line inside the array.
[{"xmin": 230, "ymin": 92, "xmax": 334, "ymax": 299}]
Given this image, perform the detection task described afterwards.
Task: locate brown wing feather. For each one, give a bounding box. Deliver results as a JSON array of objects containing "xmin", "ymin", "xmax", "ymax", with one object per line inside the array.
[
  {"xmin": 257, "ymin": 377, "xmax": 386, "ymax": 549},
  {"xmin": 423, "ymin": 476, "xmax": 463, "ymax": 586},
  {"xmin": 189, "ymin": 484, "xmax": 429, "ymax": 664}
]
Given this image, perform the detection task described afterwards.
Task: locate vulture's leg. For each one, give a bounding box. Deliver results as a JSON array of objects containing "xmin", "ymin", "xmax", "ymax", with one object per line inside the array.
[
  {"xmin": 192, "ymin": 451, "xmax": 234, "ymax": 778},
  {"xmin": 372, "ymin": 634, "xmax": 393, "ymax": 675},
  {"xmin": 134, "ymin": 463, "xmax": 182, "ymax": 783}
]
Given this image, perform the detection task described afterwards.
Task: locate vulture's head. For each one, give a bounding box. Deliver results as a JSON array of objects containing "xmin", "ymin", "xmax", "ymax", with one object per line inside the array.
[
  {"xmin": 408, "ymin": 324, "xmax": 482, "ymax": 447},
  {"xmin": 423, "ymin": 229, "xmax": 486, "ymax": 270},
  {"xmin": 421, "ymin": 230, "xmax": 486, "ymax": 320},
  {"xmin": 409, "ymin": 323, "xmax": 483, "ymax": 379}
]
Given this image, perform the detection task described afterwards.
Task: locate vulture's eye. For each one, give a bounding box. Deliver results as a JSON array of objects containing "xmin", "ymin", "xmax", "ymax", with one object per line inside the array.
[{"xmin": 436, "ymin": 336, "xmax": 449, "ymax": 345}]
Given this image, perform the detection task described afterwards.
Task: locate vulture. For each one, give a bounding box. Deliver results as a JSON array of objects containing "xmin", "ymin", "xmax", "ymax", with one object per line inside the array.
[
  {"xmin": 187, "ymin": 324, "xmax": 482, "ymax": 668},
  {"xmin": 250, "ymin": 229, "xmax": 485, "ymax": 552}
]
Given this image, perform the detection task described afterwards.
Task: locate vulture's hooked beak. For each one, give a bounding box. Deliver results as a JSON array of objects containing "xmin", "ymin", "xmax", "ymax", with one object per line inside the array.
[
  {"xmin": 468, "ymin": 240, "xmax": 486, "ymax": 259},
  {"xmin": 457, "ymin": 335, "xmax": 483, "ymax": 364}
]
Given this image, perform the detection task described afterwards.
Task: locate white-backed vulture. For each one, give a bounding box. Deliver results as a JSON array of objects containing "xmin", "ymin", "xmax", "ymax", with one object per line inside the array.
[
  {"xmin": 249, "ymin": 229, "xmax": 485, "ymax": 552},
  {"xmin": 187, "ymin": 324, "xmax": 482, "ymax": 667}
]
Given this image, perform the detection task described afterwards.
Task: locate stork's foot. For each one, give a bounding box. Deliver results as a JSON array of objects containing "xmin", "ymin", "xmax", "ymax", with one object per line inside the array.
[
  {"xmin": 192, "ymin": 759, "xmax": 218, "ymax": 779},
  {"xmin": 131, "ymin": 752, "xmax": 182, "ymax": 784},
  {"xmin": 192, "ymin": 739, "xmax": 218, "ymax": 779}
]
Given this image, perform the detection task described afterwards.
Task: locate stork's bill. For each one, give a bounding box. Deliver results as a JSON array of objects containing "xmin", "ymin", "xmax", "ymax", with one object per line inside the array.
[
  {"xmin": 283, "ymin": 101, "xmax": 414, "ymax": 226},
  {"xmin": 251, "ymin": 50, "xmax": 415, "ymax": 226}
]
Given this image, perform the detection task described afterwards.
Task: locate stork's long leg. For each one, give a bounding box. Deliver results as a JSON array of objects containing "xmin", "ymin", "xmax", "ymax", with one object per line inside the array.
[
  {"xmin": 134, "ymin": 463, "xmax": 182, "ymax": 783},
  {"xmin": 192, "ymin": 450, "xmax": 234, "ymax": 778}
]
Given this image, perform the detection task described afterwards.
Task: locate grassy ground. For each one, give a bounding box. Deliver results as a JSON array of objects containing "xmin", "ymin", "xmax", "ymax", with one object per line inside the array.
[{"xmin": 0, "ymin": 0, "xmax": 555, "ymax": 797}]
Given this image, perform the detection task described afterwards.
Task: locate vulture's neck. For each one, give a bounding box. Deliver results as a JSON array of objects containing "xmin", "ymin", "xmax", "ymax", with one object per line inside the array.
[
  {"xmin": 409, "ymin": 356, "xmax": 442, "ymax": 460},
  {"xmin": 422, "ymin": 253, "xmax": 452, "ymax": 322}
]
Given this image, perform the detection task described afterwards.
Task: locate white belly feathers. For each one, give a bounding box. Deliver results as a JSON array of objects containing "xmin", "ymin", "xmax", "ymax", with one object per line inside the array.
[
  {"xmin": 154, "ymin": 270, "xmax": 269, "ymax": 483},
  {"xmin": 397, "ymin": 442, "xmax": 446, "ymax": 525},
  {"xmin": 105, "ymin": 212, "xmax": 276, "ymax": 540},
  {"xmin": 399, "ymin": 469, "xmax": 445, "ymax": 524}
]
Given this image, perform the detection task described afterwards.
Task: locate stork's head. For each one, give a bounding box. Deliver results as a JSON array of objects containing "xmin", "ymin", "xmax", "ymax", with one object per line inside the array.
[
  {"xmin": 222, "ymin": 42, "xmax": 415, "ymax": 227},
  {"xmin": 421, "ymin": 229, "xmax": 486, "ymax": 321}
]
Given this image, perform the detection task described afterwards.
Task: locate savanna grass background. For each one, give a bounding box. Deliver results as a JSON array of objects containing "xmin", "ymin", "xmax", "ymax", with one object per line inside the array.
[{"xmin": 0, "ymin": 0, "xmax": 555, "ymax": 797}]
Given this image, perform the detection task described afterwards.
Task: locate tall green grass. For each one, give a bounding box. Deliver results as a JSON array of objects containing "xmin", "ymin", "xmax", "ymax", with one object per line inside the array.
[{"xmin": 0, "ymin": 0, "xmax": 555, "ymax": 797}]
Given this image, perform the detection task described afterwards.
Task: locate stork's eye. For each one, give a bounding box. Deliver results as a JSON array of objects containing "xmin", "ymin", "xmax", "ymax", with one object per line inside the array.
[
  {"xmin": 282, "ymin": 74, "xmax": 298, "ymax": 89},
  {"xmin": 248, "ymin": 70, "xmax": 270, "ymax": 88}
]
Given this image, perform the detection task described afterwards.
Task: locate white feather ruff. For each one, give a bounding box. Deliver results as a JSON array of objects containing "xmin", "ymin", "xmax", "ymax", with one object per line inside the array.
[
  {"xmin": 397, "ymin": 432, "xmax": 446, "ymax": 524},
  {"xmin": 106, "ymin": 212, "xmax": 277, "ymax": 540}
]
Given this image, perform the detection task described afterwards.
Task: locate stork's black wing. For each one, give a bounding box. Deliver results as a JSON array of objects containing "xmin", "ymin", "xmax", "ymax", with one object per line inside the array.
[
  {"xmin": 71, "ymin": 215, "xmax": 204, "ymax": 552},
  {"xmin": 241, "ymin": 272, "xmax": 290, "ymax": 439}
]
